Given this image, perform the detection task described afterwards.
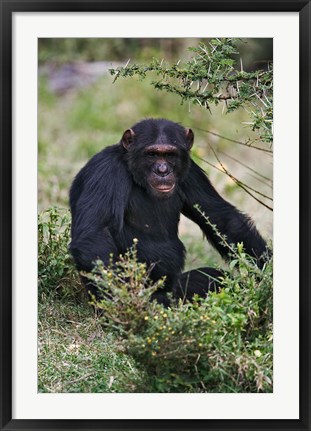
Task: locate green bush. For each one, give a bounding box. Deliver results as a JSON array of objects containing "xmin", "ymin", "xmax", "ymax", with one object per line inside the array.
[
  {"xmin": 38, "ymin": 207, "xmax": 272, "ymax": 393},
  {"xmin": 88, "ymin": 239, "xmax": 273, "ymax": 393},
  {"xmin": 38, "ymin": 207, "xmax": 81, "ymax": 297}
]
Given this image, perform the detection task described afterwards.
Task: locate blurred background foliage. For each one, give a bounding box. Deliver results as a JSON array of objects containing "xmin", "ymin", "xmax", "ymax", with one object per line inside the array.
[{"xmin": 39, "ymin": 37, "xmax": 273, "ymax": 66}]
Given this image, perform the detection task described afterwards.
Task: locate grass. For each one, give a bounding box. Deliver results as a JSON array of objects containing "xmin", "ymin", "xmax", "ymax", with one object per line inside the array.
[{"xmin": 38, "ymin": 295, "xmax": 144, "ymax": 393}]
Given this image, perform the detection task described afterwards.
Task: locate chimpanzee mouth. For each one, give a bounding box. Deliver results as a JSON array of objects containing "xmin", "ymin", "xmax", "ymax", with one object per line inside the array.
[{"xmin": 151, "ymin": 184, "xmax": 176, "ymax": 193}]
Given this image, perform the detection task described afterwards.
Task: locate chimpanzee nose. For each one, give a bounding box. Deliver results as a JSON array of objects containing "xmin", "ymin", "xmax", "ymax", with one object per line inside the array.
[{"xmin": 156, "ymin": 163, "xmax": 169, "ymax": 176}]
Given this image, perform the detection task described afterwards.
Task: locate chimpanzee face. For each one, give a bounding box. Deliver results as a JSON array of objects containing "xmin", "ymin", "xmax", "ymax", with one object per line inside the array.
[
  {"xmin": 121, "ymin": 120, "xmax": 194, "ymax": 198},
  {"xmin": 143, "ymin": 144, "xmax": 180, "ymax": 197}
]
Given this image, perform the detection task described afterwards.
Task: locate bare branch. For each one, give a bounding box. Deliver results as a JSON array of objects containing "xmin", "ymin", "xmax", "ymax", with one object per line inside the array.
[
  {"xmin": 195, "ymin": 127, "xmax": 273, "ymax": 153},
  {"xmin": 197, "ymin": 155, "xmax": 273, "ymax": 211}
]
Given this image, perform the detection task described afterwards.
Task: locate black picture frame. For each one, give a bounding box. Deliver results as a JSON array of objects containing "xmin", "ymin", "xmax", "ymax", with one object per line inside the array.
[{"xmin": 1, "ymin": 1, "xmax": 310, "ymax": 430}]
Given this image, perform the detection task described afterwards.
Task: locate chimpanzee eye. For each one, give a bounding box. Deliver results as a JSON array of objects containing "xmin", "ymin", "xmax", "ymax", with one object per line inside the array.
[
  {"xmin": 165, "ymin": 152, "xmax": 176, "ymax": 160},
  {"xmin": 147, "ymin": 152, "xmax": 157, "ymax": 157}
]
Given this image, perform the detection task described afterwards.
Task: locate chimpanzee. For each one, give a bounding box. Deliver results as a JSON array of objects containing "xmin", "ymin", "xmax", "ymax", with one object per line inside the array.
[{"xmin": 69, "ymin": 118, "xmax": 267, "ymax": 305}]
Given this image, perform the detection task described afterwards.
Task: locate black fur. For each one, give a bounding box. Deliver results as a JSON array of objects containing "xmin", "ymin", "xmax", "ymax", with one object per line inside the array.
[{"xmin": 69, "ymin": 118, "xmax": 267, "ymax": 305}]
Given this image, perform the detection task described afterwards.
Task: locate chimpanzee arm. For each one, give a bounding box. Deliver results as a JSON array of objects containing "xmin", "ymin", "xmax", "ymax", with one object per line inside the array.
[
  {"xmin": 69, "ymin": 146, "xmax": 132, "ymax": 272},
  {"xmin": 181, "ymin": 161, "xmax": 267, "ymax": 263}
]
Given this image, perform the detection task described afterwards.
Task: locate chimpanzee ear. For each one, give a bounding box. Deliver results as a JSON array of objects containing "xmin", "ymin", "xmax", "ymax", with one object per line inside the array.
[
  {"xmin": 122, "ymin": 128, "xmax": 135, "ymax": 150},
  {"xmin": 185, "ymin": 128, "xmax": 194, "ymax": 150}
]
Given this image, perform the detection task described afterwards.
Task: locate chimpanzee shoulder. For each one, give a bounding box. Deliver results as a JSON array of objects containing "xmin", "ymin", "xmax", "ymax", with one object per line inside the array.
[{"xmin": 70, "ymin": 144, "xmax": 132, "ymax": 233}]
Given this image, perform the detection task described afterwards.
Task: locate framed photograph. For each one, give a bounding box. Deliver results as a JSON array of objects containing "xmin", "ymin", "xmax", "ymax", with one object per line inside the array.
[{"xmin": 1, "ymin": 1, "xmax": 310, "ymax": 430}]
